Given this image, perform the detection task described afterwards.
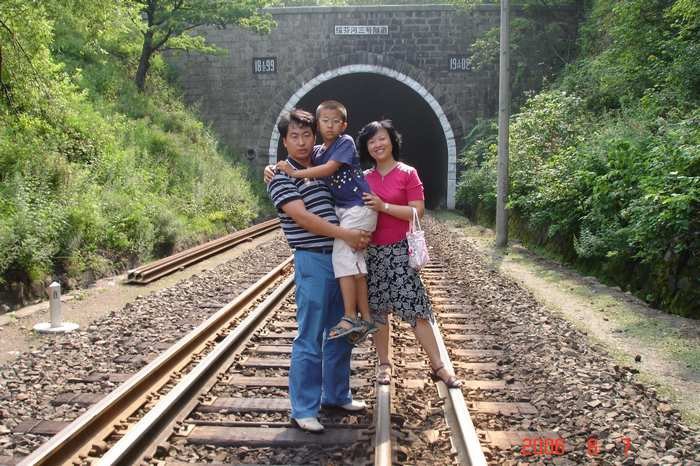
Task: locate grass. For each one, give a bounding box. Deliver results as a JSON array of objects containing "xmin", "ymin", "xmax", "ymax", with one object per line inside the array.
[{"xmin": 611, "ymin": 307, "xmax": 700, "ymax": 373}]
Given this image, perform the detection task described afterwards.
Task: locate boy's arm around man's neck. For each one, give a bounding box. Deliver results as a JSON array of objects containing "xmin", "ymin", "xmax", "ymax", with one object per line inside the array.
[{"xmin": 290, "ymin": 160, "xmax": 343, "ymax": 179}]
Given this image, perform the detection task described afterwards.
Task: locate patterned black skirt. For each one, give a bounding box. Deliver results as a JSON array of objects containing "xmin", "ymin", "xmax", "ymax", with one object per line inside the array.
[{"xmin": 367, "ymin": 239, "xmax": 434, "ymax": 327}]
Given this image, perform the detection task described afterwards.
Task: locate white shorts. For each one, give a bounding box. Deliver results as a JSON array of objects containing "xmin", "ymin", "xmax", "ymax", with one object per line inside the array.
[{"xmin": 332, "ymin": 205, "xmax": 378, "ymax": 278}]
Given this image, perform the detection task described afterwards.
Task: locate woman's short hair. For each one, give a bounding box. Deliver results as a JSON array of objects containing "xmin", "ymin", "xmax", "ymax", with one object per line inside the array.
[{"xmin": 357, "ymin": 120, "xmax": 402, "ymax": 165}]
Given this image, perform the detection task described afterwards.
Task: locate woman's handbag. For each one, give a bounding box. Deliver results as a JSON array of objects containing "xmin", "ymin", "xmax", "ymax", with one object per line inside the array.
[{"xmin": 406, "ymin": 207, "xmax": 429, "ymax": 270}]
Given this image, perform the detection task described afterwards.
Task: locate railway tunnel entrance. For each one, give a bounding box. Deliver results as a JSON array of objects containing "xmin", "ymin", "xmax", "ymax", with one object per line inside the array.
[{"xmin": 273, "ymin": 71, "xmax": 450, "ymax": 209}]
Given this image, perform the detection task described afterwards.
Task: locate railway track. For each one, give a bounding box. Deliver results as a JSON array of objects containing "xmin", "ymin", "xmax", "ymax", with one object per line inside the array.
[
  {"xmin": 21, "ymin": 258, "xmax": 295, "ymax": 465},
  {"xmin": 8, "ymin": 214, "xmax": 565, "ymax": 465},
  {"xmin": 15, "ymin": 255, "xmax": 496, "ymax": 465},
  {"xmin": 8, "ymin": 230, "xmax": 574, "ymax": 465},
  {"xmin": 126, "ymin": 219, "xmax": 280, "ymax": 284},
  {"xmin": 422, "ymin": 262, "xmax": 567, "ymax": 463},
  {"xmin": 5, "ymin": 219, "xmax": 699, "ymax": 465}
]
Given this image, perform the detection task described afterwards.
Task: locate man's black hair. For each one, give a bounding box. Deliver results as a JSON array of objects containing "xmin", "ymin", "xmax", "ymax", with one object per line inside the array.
[
  {"xmin": 357, "ymin": 119, "xmax": 402, "ymax": 165},
  {"xmin": 278, "ymin": 108, "xmax": 316, "ymax": 139}
]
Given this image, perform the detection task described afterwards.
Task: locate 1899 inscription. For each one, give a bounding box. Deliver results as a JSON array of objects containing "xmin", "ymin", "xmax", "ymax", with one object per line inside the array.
[{"xmin": 253, "ymin": 57, "xmax": 276, "ymax": 74}]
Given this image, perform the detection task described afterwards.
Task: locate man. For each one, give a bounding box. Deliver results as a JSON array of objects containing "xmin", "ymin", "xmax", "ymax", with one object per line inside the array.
[{"xmin": 267, "ymin": 108, "xmax": 370, "ymax": 433}]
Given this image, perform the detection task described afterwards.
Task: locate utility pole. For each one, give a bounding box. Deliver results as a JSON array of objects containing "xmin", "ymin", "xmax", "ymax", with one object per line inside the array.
[{"xmin": 495, "ymin": 0, "xmax": 511, "ymax": 248}]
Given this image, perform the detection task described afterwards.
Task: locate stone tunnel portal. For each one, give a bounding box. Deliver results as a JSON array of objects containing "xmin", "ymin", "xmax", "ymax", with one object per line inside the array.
[{"xmin": 275, "ymin": 73, "xmax": 448, "ymax": 209}]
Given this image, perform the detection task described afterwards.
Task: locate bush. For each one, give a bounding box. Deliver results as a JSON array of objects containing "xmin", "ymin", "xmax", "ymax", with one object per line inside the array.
[
  {"xmin": 456, "ymin": 0, "xmax": 700, "ymax": 317},
  {"xmin": 0, "ymin": 0, "xmax": 264, "ymax": 302},
  {"xmin": 456, "ymin": 120, "xmax": 498, "ymax": 224},
  {"xmin": 456, "ymin": 99, "xmax": 699, "ymax": 316},
  {"xmin": 508, "ymin": 92, "xmax": 592, "ymax": 252}
]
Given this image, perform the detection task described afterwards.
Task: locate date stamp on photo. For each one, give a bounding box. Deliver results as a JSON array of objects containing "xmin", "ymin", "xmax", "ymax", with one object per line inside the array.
[{"xmin": 520, "ymin": 436, "xmax": 632, "ymax": 457}]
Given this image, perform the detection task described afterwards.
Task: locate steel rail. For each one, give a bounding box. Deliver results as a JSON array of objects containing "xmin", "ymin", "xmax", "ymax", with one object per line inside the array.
[
  {"xmin": 20, "ymin": 256, "xmax": 293, "ymax": 466},
  {"xmin": 127, "ymin": 218, "xmax": 280, "ymax": 284},
  {"xmin": 374, "ymin": 325, "xmax": 393, "ymax": 466},
  {"xmin": 374, "ymin": 385, "xmax": 392, "ymax": 465},
  {"xmin": 129, "ymin": 218, "xmax": 279, "ymax": 275},
  {"xmin": 431, "ymin": 317, "xmax": 487, "ymax": 466},
  {"xmin": 99, "ymin": 274, "xmax": 295, "ymax": 465}
]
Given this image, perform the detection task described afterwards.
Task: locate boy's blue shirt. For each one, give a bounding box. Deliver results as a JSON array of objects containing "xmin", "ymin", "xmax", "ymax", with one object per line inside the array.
[{"xmin": 312, "ymin": 134, "xmax": 371, "ymax": 208}]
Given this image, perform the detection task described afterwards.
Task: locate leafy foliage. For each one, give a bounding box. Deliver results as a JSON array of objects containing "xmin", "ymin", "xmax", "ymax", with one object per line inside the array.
[
  {"xmin": 455, "ymin": 119, "xmax": 498, "ymax": 224},
  {"xmin": 132, "ymin": 0, "xmax": 275, "ymax": 91},
  {"xmin": 455, "ymin": 0, "xmax": 583, "ymax": 107},
  {"xmin": 456, "ymin": 0, "xmax": 700, "ymax": 316},
  {"xmin": 273, "ymin": 0, "xmax": 423, "ymax": 4},
  {"xmin": 561, "ymin": 0, "xmax": 700, "ymax": 112},
  {"xmin": 0, "ymin": 0, "xmax": 265, "ymax": 300}
]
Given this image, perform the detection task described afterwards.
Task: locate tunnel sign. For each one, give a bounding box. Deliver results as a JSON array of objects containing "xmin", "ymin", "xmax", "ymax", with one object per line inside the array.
[
  {"xmin": 449, "ymin": 56, "xmax": 471, "ymax": 72},
  {"xmin": 335, "ymin": 25, "xmax": 388, "ymax": 35},
  {"xmin": 253, "ymin": 57, "xmax": 276, "ymax": 74}
]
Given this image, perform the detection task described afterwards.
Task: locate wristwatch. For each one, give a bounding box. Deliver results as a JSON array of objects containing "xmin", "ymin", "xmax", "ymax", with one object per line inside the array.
[{"xmin": 383, "ymin": 202, "xmax": 389, "ymax": 211}]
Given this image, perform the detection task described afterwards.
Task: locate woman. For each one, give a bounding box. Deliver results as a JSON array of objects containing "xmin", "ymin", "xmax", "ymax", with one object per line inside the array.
[{"xmin": 359, "ymin": 120, "xmax": 461, "ymax": 388}]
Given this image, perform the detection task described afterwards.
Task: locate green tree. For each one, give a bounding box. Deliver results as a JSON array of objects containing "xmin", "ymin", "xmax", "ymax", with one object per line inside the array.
[
  {"xmin": 451, "ymin": 0, "xmax": 584, "ymax": 108},
  {"xmin": 132, "ymin": 0, "xmax": 275, "ymax": 91},
  {"xmin": 0, "ymin": 0, "xmax": 264, "ymax": 300}
]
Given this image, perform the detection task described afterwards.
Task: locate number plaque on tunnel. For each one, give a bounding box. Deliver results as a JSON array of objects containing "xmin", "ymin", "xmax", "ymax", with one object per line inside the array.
[
  {"xmin": 253, "ymin": 57, "xmax": 276, "ymax": 74},
  {"xmin": 449, "ymin": 56, "xmax": 471, "ymax": 72},
  {"xmin": 334, "ymin": 25, "xmax": 388, "ymax": 35}
]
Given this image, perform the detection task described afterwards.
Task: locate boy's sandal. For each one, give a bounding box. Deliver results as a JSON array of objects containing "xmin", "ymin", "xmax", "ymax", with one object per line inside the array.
[
  {"xmin": 349, "ymin": 319, "xmax": 378, "ymax": 345},
  {"xmin": 345, "ymin": 332, "xmax": 362, "ymax": 345},
  {"xmin": 377, "ymin": 363, "xmax": 392, "ymax": 385},
  {"xmin": 364, "ymin": 320, "xmax": 379, "ymax": 335},
  {"xmin": 328, "ymin": 317, "xmax": 363, "ymax": 340},
  {"xmin": 430, "ymin": 365, "xmax": 463, "ymax": 389}
]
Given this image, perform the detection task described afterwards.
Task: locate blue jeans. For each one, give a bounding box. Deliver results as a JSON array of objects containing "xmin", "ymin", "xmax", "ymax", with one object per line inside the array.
[{"xmin": 290, "ymin": 250, "xmax": 353, "ymax": 419}]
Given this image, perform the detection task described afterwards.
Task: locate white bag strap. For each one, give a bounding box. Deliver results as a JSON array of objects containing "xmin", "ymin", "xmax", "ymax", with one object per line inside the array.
[{"xmin": 410, "ymin": 207, "xmax": 421, "ymax": 233}]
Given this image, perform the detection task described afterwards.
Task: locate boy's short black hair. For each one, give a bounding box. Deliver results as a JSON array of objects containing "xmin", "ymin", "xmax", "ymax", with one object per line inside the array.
[
  {"xmin": 316, "ymin": 100, "xmax": 348, "ymax": 122},
  {"xmin": 357, "ymin": 120, "xmax": 402, "ymax": 165},
  {"xmin": 278, "ymin": 108, "xmax": 316, "ymax": 139}
]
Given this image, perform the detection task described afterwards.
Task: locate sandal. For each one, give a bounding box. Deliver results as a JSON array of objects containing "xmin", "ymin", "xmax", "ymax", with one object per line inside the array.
[
  {"xmin": 328, "ymin": 317, "xmax": 363, "ymax": 340},
  {"xmin": 430, "ymin": 365, "xmax": 462, "ymax": 389},
  {"xmin": 377, "ymin": 363, "xmax": 392, "ymax": 385},
  {"xmin": 350, "ymin": 319, "xmax": 379, "ymax": 345}
]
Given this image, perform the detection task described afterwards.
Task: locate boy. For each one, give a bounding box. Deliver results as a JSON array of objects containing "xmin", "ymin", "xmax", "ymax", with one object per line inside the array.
[{"xmin": 276, "ymin": 100, "xmax": 377, "ymax": 344}]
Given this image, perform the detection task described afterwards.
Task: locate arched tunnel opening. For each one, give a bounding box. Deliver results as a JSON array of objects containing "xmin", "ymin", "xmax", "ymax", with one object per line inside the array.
[{"xmin": 276, "ymin": 73, "xmax": 447, "ymax": 209}]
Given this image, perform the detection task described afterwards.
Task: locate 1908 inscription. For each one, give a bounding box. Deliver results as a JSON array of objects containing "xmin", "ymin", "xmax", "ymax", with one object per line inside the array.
[{"xmin": 449, "ymin": 56, "xmax": 471, "ymax": 71}]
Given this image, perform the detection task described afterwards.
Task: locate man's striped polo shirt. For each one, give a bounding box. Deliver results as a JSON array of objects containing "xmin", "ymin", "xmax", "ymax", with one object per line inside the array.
[{"xmin": 267, "ymin": 157, "xmax": 338, "ymax": 250}]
